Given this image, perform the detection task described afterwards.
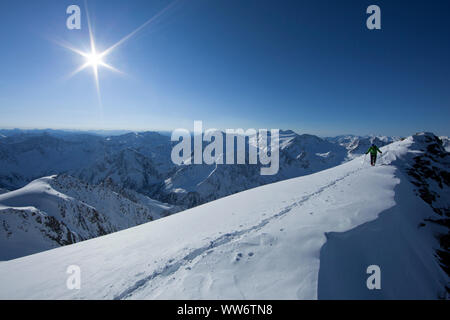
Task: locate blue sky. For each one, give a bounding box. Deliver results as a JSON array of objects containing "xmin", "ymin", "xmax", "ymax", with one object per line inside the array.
[{"xmin": 0, "ymin": 0, "xmax": 449, "ymax": 137}]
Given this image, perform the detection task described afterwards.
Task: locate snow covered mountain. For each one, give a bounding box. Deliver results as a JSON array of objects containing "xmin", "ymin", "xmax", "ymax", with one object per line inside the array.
[
  {"xmin": 157, "ymin": 130, "xmax": 349, "ymax": 207},
  {"xmin": 0, "ymin": 133, "xmax": 107, "ymax": 189},
  {"xmin": 326, "ymin": 134, "xmax": 401, "ymax": 158},
  {"xmin": 77, "ymin": 148, "xmax": 165, "ymax": 194},
  {"xmin": 0, "ymin": 175, "xmax": 177, "ymax": 260},
  {"xmin": 0, "ymin": 132, "xmax": 447, "ymax": 299},
  {"xmin": 0, "ymin": 130, "xmax": 361, "ymax": 209},
  {"xmin": 0, "ymin": 131, "xmax": 174, "ymax": 191},
  {"xmin": 440, "ymin": 136, "xmax": 450, "ymax": 152},
  {"xmin": 102, "ymin": 131, "xmax": 176, "ymax": 174}
]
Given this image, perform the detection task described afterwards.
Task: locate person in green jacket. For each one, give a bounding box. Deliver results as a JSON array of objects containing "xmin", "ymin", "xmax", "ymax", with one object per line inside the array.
[{"xmin": 366, "ymin": 144, "xmax": 382, "ymax": 166}]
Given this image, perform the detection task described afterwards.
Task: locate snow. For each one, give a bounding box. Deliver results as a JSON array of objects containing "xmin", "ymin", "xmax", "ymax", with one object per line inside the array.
[
  {"xmin": 160, "ymin": 131, "xmax": 350, "ymax": 207},
  {"xmin": 318, "ymin": 168, "xmax": 445, "ymax": 299},
  {"xmin": 0, "ymin": 130, "xmax": 403, "ymax": 211},
  {"xmin": 440, "ymin": 136, "xmax": 450, "ymax": 152},
  {"xmin": 0, "ymin": 131, "xmax": 174, "ymax": 190},
  {"xmin": 0, "ymin": 175, "xmax": 177, "ymax": 260},
  {"xmin": 0, "ymin": 136, "xmax": 446, "ymax": 299}
]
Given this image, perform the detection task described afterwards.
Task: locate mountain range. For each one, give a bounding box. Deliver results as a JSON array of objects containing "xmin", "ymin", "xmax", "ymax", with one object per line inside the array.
[
  {"xmin": 0, "ymin": 129, "xmax": 447, "ymax": 264},
  {"xmin": 0, "ymin": 132, "xmax": 447, "ymax": 299},
  {"xmin": 0, "ymin": 129, "xmax": 401, "ymax": 206}
]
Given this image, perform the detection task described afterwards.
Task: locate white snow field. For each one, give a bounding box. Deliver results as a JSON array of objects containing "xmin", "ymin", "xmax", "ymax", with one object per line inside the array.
[{"xmin": 0, "ymin": 135, "xmax": 447, "ymax": 299}]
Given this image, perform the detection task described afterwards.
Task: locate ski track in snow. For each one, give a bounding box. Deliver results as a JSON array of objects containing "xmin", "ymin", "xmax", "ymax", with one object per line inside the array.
[{"xmin": 114, "ymin": 167, "xmax": 362, "ymax": 299}]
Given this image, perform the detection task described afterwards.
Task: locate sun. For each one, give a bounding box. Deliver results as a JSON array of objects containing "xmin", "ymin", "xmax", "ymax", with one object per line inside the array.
[
  {"xmin": 85, "ymin": 51, "xmax": 103, "ymax": 69},
  {"xmin": 62, "ymin": 20, "xmax": 121, "ymax": 106},
  {"xmin": 82, "ymin": 49, "xmax": 111, "ymax": 79},
  {"xmin": 60, "ymin": 0, "xmax": 179, "ymax": 108}
]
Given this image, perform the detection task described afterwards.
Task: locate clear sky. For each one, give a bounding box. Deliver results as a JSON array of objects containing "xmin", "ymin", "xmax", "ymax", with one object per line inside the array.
[{"xmin": 0, "ymin": 0, "xmax": 449, "ymax": 137}]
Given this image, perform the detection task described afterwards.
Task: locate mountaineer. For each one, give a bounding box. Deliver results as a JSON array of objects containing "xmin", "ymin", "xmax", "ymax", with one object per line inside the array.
[{"xmin": 366, "ymin": 144, "xmax": 382, "ymax": 166}]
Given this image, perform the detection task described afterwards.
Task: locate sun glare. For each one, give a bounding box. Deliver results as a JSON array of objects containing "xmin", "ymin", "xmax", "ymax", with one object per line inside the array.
[
  {"xmin": 86, "ymin": 52, "xmax": 103, "ymax": 68},
  {"xmin": 61, "ymin": 0, "xmax": 178, "ymax": 109}
]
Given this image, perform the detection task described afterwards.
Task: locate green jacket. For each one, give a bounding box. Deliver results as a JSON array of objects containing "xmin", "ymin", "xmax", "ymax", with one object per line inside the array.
[{"xmin": 366, "ymin": 145, "xmax": 382, "ymax": 155}]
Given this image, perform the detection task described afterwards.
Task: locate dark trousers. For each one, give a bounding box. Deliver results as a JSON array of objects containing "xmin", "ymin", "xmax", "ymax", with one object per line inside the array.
[{"xmin": 370, "ymin": 153, "xmax": 377, "ymax": 166}]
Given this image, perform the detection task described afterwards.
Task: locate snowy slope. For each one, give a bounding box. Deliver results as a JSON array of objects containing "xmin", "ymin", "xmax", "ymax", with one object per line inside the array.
[
  {"xmin": 0, "ymin": 133, "xmax": 447, "ymax": 299},
  {"xmin": 0, "ymin": 175, "xmax": 177, "ymax": 260}
]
